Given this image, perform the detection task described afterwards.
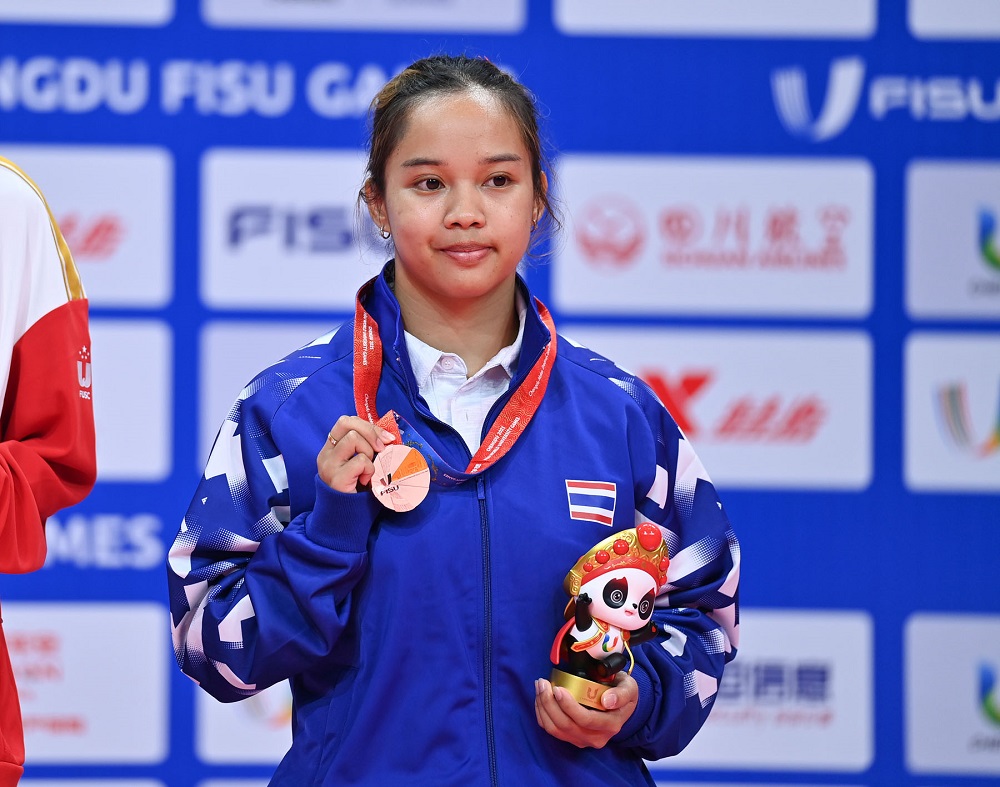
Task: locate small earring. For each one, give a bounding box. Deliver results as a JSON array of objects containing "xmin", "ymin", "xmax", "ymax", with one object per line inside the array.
[
  {"xmin": 380, "ymin": 227, "xmax": 391, "ymax": 240},
  {"xmin": 530, "ymin": 218, "xmax": 538, "ymax": 232}
]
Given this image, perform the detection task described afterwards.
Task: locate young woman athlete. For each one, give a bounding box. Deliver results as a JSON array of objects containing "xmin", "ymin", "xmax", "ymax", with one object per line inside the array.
[{"xmin": 168, "ymin": 54, "xmax": 740, "ymax": 786}]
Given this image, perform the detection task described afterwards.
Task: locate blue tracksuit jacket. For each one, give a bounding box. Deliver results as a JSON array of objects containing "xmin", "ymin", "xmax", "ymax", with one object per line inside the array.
[{"xmin": 167, "ymin": 262, "xmax": 740, "ymax": 785}]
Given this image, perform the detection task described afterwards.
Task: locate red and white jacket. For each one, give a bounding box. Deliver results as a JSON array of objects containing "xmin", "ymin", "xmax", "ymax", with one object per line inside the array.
[{"xmin": 0, "ymin": 157, "xmax": 96, "ymax": 785}]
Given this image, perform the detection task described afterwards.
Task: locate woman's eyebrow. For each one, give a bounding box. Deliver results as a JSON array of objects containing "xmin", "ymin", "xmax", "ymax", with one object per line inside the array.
[
  {"xmin": 481, "ymin": 153, "xmax": 522, "ymax": 165},
  {"xmin": 401, "ymin": 156, "xmax": 442, "ymax": 168},
  {"xmin": 399, "ymin": 153, "xmax": 523, "ymax": 168}
]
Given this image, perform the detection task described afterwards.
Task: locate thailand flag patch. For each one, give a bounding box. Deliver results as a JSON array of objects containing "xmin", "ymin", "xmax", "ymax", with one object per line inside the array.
[{"xmin": 565, "ymin": 480, "xmax": 617, "ymax": 526}]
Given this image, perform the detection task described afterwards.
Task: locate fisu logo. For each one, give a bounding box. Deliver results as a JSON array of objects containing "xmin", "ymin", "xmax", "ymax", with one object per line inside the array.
[
  {"xmin": 772, "ymin": 57, "xmax": 865, "ymax": 142},
  {"xmin": 979, "ymin": 208, "xmax": 1000, "ymax": 272},
  {"xmin": 77, "ymin": 345, "xmax": 92, "ymax": 399},
  {"xmin": 936, "ymin": 380, "xmax": 1000, "ymax": 458},
  {"xmin": 980, "ymin": 663, "xmax": 1000, "ymax": 727}
]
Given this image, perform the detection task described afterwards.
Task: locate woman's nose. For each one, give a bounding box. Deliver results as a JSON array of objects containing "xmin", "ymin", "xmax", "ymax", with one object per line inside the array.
[{"xmin": 445, "ymin": 183, "xmax": 485, "ymax": 228}]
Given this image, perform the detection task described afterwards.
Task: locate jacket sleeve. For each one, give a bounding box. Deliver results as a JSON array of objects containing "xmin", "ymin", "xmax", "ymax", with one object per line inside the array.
[
  {"xmin": 0, "ymin": 158, "xmax": 97, "ymax": 574},
  {"xmin": 167, "ymin": 374, "xmax": 383, "ymax": 702},
  {"xmin": 613, "ymin": 381, "xmax": 740, "ymax": 760}
]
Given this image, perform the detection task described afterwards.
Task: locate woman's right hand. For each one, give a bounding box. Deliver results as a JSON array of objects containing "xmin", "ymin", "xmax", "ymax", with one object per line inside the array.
[{"xmin": 318, "ymin": 415, "xmax": 396, "ymax": 493}]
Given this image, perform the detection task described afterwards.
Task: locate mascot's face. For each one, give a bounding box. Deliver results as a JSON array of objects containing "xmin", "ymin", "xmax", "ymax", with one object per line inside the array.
[{"xmin": 583, "ymin": 567, "xmax": 657, "ymax": 630}]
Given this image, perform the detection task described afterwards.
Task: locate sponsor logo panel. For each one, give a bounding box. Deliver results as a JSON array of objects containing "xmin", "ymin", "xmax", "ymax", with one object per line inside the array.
[
  {"xmin": 564, "ymin": 327, "xmax": 872, "ymax": 489},
  {"xmin": 203, "ymin": 0, "xmax": 524, "ymax": 31},
  {"xmin": 910, "ymin": 0, "xmax": 1000, "ymax": 39},
  {"xmin": 5, "ymin": 603, "xmax": 168, "ymax": 763},
  {"xmin": 653, "ymin": 608, "xmax": 873, "ymax": 771},
  {"xmin": 91, "ymin": 320, "xmax": 173, "ymax": 482},
  {"xmin": 905, "ymin": 333, "xmax": 1000, "ymax": 492},
  {"xmin": 200, "ymin": 321, "xmax": 335, "ymax": 465},
  {"xmin": 907, "ymin": 161, "xmax": 1000, "ymax": 320},
  {"xmin": 0, "ymin": 145, "xmax": 173, "ymax": 308},
  {"xmin": 201, "ymin": 149, "xmax": 383, "ymax": 310},
  {"xmin": 772, "ymin": 56, "xmax": 1000, "ymax": 142},
  {"xmin": 906, "ymin": 614, "xmax": 1000, "ymax": 774},
  {"xmin": 554, "ymin": 0, "xmax": 875, "ymax": 37},
  {"xmin": 197, "ymin": 681, "xmax": 292, "ymax": 764},
  {"xmin": 0, "ymin": 0, "xmax": 172, "ymax": 25},
  {"xmin": 553, "ymin": 156, "xmax": 873, "ymax": 317}
]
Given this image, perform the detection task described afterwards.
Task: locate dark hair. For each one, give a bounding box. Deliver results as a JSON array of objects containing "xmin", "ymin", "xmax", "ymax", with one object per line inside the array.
[{"xmin": 359, "ymin": 54, "xmax": 560, "ymax": 248}]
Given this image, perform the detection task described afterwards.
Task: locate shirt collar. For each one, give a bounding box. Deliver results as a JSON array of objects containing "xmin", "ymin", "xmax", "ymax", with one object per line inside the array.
[
  {"xmin": 368, "ymin": 261, "xmax": 550, "ymax": 397},
  {"xmin": 404, "ymin": 289, "xmax": 527, "ymax": 389}
]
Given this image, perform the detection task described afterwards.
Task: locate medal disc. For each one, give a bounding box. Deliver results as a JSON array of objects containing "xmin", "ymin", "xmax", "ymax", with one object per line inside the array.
[{"xmin": 371, "ymin": 444, "xmax": 430, "ymax": 512}]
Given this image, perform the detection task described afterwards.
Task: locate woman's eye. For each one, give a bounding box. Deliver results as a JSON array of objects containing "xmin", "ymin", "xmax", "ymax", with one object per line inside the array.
[
  {"xmin": 420, "ymin": 178, "xmax": 443, "ymax": 191},
  {"xmin": 488, "ymin": 175, "xmax": 509, "ymax": 187}
]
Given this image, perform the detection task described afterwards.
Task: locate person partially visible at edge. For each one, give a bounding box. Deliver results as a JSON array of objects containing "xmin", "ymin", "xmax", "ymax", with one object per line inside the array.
[
  {"xmin": 0, "ymin": 157, "xmax": 97, "ymax": 786},
  {"xmin": 167, "ymin": 54, "xmax": 740, "ymax": 785}
]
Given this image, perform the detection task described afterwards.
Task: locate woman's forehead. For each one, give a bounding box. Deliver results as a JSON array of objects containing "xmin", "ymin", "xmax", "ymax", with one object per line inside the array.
[{"xmin": 390, "ymin": 90, "xmax": 527, "ymax": 161}]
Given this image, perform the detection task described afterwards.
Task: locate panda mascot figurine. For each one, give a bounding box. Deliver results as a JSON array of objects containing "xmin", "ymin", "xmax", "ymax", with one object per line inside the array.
[{"xmin": 549, "ymin": 523, "xmax": 670, "ymax": 710}]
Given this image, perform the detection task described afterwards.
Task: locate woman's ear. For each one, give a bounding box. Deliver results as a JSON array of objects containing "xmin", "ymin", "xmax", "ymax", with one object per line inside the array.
[
  {"xmin": 364, "ymin": 179, "xmax": 388, "ymax": 234},
  {"xmin": 534, "ymin": 171, "xmax": 549, "ymax": 226}
]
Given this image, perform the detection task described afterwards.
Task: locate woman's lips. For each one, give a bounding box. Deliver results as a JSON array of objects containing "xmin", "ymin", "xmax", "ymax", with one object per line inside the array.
[{"xmin": 440, "ymin": 243, "xmax": 491, "ymax": 263}]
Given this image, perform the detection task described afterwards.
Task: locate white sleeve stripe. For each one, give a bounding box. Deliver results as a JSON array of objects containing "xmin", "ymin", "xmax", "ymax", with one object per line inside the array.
[
  {"xmin": 219, "ymin": 594, "xmax": 255, "ymax": 646},
  {"xmin": 646, "ymin": 464, "xmax": 669, "ymax": 508},
  {"xmin": 213, "ymin": 659, "xmax": 256, "ymax": 691}
]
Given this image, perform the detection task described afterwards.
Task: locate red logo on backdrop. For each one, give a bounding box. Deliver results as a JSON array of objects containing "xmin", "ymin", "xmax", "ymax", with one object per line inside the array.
[
  {"xmin": 575, "ymin": 196, "xmax": 646, "ymax": 267},
  {"xmin": 59, "ymin": 213, "xmax": 125, "ymax": 260},
  {"xmin": 659, "ymin": 206, "xmax": 702, "ymax": 246},
  {"xmin": 713, "ymin": 395, "xmax": 826, "ymax": 441},
  {"xmin": 8, "ymin": 631, "xmax": 61, "ymax": 701},
  {"xmin": 819, "ymin": 206, "xmax": 849, "ymax": 264},
  {"xmin": 642, "ymin": 369, "xmax": 827, "ymax": 442},
  {"xmin": 764, "ymin": 207, "xmax": 799, "ymax": 245},
  {"xmin": 657, "ymin": 203, "xmax": 850, "ymax": 269},
  {"xmin": 643, "ymin": 371, "xmax": 712, "ymax": 436}
]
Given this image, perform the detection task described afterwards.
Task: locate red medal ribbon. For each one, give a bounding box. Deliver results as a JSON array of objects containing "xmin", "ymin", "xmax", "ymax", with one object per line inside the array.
[{"xmin": 353, "ymin": 278, "xmax": 557, "ymax": 478}]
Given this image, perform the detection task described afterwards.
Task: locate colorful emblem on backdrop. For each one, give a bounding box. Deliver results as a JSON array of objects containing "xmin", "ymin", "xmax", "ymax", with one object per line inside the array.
[
  {"xmin": 979, "ymin": 209, "xmax": 1000, "ymax": 272},
  {"xmin": 937, "ymin": 382, "xmax": 1000, "ymax": 457}
]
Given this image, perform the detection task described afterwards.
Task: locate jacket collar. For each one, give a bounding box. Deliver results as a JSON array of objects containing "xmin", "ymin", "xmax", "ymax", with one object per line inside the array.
[{"xmin": 365, "ymin": 260, "xmax": 552, "ymax": 398}]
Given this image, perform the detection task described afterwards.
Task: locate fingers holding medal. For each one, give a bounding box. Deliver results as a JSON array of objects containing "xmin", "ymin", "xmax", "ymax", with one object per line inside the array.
[
  {"xmin": 317, "ymin": 414, "xmax": 429, "ymax": 511},
  {"xmin": 370, "ymin": 444, "xmax": 430, "ymax": 512},
  {"xmin": 318, "ymin": 415, "xmax": 397, "ymax": 494}
]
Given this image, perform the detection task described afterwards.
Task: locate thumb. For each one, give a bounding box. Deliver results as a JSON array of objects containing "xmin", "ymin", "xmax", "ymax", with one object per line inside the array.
[
  {"xmin": 601, "ymin": 689, "xmax": 620, "ymax": 710},
  {"xmin": 602, "ymin": 673, "xmax": 637, "ymax": 710}
]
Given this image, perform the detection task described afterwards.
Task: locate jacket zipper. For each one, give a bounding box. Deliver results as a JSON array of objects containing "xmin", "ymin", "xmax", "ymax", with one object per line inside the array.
[
  {"xmin": 393, "ymin": 346, "xmax": 499, "ymax": 782},
  {"xmin": 478, "ymin": 474, "xmax": 498, "ymax": 786}
]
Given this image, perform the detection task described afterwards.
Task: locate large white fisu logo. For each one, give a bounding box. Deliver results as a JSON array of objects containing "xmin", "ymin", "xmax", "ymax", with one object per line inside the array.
[{"xmin": 772, "ymin": 57, "xmax": 866, "ymax": 142}]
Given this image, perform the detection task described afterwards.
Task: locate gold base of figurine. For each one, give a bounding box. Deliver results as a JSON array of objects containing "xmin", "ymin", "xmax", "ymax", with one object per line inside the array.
[{"xmin": 550, "ymin": 669, "xmax": 609, "ymax": 711}]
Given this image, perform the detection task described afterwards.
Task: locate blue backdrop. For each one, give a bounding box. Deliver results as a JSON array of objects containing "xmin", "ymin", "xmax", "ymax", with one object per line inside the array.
[{"xmin": 1, "ymin": 2, "xmax": 998, "ymax": 785}]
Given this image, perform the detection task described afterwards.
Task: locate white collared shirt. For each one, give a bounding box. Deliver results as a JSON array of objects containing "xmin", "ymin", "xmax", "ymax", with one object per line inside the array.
[{"xmin": 404, "ymin": 296, "xmax": 527, "ymax": 453}]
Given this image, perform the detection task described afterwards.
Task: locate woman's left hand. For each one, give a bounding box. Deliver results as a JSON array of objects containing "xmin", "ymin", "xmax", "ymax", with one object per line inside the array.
[{"xmin": 534, "ymin": 672, "xmax": 638, "ymax": 748}]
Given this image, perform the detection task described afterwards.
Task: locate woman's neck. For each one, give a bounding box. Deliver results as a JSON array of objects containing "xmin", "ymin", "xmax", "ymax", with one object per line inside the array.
[{"xmin": 395, "ymin": 282, "xmax": 520, "ymax": 378}]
